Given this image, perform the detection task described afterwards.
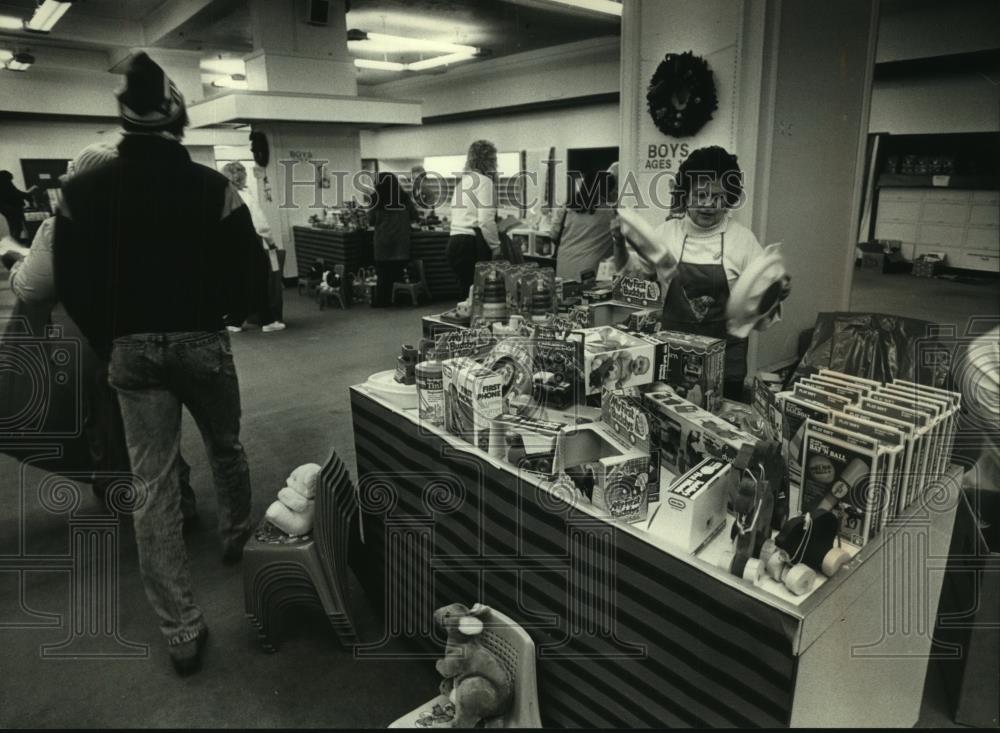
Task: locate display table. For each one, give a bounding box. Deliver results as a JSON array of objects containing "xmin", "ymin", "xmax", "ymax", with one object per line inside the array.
[
  {"xmin": 292, "ymin": 227, "xmax": 457, "ymax": 301},
  {"xmin": 409, "ymin": 230, "xmax": 460, "ymax": 301},
  {"xmin": 349, "ymin": 386, "xmax": 960, "ymax": 728},
  {"xmin": 292, "ymin": 227, "xmax": 372, "ymax": 279}
]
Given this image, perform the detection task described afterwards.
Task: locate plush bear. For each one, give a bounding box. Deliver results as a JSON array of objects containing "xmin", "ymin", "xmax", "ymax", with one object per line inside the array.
[{"xmin": 433, "ymin": 603, "xmax": 514, "ymax": 728}]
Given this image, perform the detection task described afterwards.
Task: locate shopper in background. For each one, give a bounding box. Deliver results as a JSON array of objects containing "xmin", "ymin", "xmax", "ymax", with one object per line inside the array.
[
  {"xmin": 553, "ymin": 169, "xmax": 618, "ymax": 281},
  {"xmin": 614, "ymin": 146, "xmax": 791, "ymax": 400},
  {"xmin": 52, "ymin": 52, "xmax": 260, "ymax": 676},
  {"xmin": 0, "ymin": 170, "xmax": 37, "ymax": 243},
  {"xmin": 222, "ymin": 161, "xmax": 285, "ymax": 333},
  {"xmin": 448, "ymin": 139, "xmax": 500, "ymax": 294},
  {"xmin": 368, "ymin": 171, "xmax": 417, "ymax": 307}
]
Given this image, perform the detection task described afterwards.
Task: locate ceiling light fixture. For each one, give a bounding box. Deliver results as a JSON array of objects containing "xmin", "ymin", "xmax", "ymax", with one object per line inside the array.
[
  {"xmin": 353, "ymin": 58, "xmax": 406, "ymax": 71},
  {"xmin": 211, "ymin": 73, "xmax": 248, "ymax": 89},
  {"xmin": 6, "ymin": 51, "xmax": 36, "ymax": 71},
  {"xmin": 0, "ymin": 49, "xmax": 12, "ymax": 63},
  {"xmin": 543, "ymin": 0, "xmax": 622, "ymax": 16},
  {"xmin": 0, "ymin": 15, "xmax": 23, "ymax": 30},
  {"xmin": 347, "ymin": 30, "xmax": 478, "ymax": 56},
  {"xmin": 405, "ymin": 52, "xmax": 475, "ymax": 72},
  {"xmin": 24, "ymin": 0, "xmax": 75, "ymax": 33}
]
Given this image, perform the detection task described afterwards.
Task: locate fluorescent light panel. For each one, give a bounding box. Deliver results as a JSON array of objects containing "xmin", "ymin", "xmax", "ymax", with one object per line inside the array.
[
  {"xmin": 405, "ymin": 52, "xmax": 474, "ymax": 71},
  {"xmin": 24, "ymin": 0, "xmax": 74, "ymax": 33},
  {"xmin": 348, "ymin": 31, "xmax": 477, "ymax": 56},
  {"xmin": 212, "ymin": 78, "xmax": 248, "ymax": 90},
  {"xmin": 544, "ymin": 0, "xmax": 622, "ymax": 16},
  {"xmin": 0, "ymin": 49, "xmax": 12, "ymax": 63},
  {"xmin": 354, "ymin": 58, "xmax": 406, "ymax": 71},
  {"xmin": 0, "ymin": 15, "xmax": 23, "ymax": 30}
]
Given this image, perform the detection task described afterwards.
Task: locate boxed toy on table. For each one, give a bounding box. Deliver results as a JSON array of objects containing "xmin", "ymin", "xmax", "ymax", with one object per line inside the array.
[
  {"xmin": 752, "ymin": 375, "xmax": 784, "ymax": 441},
  {"xmin": 647, "ymin": 330, "xmax": 726, "ymax": 413},
  {"xmin": 646, "ymin": 457, "xmax": 731, "ymax": 553},
  {"xmin": 791, "ymin": 382, "xmax": 852, "ymax": 411},
  {"xmin": 799, "ymin": 420, "xmax": 887, "ymax": 547},
  {"xmin": 611, "ymin": 275, "xmax": 663, "ymax": 308},
  {"xmin": 442, "ymin": 357, "xmax": 505, "ymax": 453},
  {"xmin": 858, "ymin": 395, "xmax": 931, "ymax": 507},
  {"xmin": 471, "ymin": 261, "xmax": 514, "ymax": 328},
  {"xmin": 830, "ymin": 411, "xmax": 905, "ymax": 525},
  {"xmin": 642, "ymin": 384, "xmax": 759, "ymax": 477},
  {"xmin": 577, "ymin": 326, "xmax": 655, "ymax": 395},
  {"xmin": 553, "ymin": 421, "xmax": 651, "ymax": 523},
  {"xmin": 529, "ymin": 333, "xmax": 585, "ymax": 412},
  {"xmin": 777, "ymin": 392, "xmax": 837, "ymax": 484},
  {"xmin": 517, "ymin": 268, "xmax": 558, "ymax": 325},
  {"xmin": 844, "ymin": 403, "xmax": 918, "ymax": 514},
  {"xmin": 601, "ymin": 389, "xmax": 661, "ymax": 502},
  {"xmin": 488, "ymin": 413, "xmax": 563, "ymax": 475}
]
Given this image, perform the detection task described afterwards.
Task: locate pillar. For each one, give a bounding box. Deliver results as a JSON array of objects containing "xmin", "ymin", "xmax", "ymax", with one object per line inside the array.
[{"xmin": 619, "ymin": 0, "xmax": 878, "ymax": 369}]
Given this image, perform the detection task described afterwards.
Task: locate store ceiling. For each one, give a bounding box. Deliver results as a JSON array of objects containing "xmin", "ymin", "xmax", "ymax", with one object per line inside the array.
[{"xmin": 0, "ymin": 0, "xmax": 619, "ymax": 85}]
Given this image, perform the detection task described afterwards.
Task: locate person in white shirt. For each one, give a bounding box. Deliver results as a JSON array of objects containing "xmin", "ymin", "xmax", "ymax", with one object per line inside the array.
[
  {"xmin": 448, "ymin": 140, "xmax": 501, "ymax": 295},
  {"xmin": 614, "ymin": 146, "xmax": 790, "ymax": 400},
  {"xmin": 222, "ymin": 161, "xmax": 285, "ymax": 333}
]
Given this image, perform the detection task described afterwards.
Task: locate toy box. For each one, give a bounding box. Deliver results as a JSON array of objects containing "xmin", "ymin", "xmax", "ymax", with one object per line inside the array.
[
  {"xmin": 642, "ymin": 385, "xmax": 758, "ymax": 478},
  {"xmin": 800, "ymin": 420, "xmax": 884, "ymax": 547},
  {"xmin": 778, "ymin": 392, "xmax": 836, "ymax": 485},
  {"xmin": 752, "ymin": 375, "xmax": 784, "ymax": 441},
  {"xmin": 570, "ymin": 301, "xmax": 645, "ymax": 328},
  {"xmin": 442, "ymin": 357, "xmax": 505, "ymax": 453},
  {"xmin": 489, "ymin": 413, "xmax": 564, "ymax": 475},
  {"xmin": 581, "ymin": 285, "xmax": 613, "ymax": 304},
  {"xmin": 601, "ymin": 389, "xmax": 662, "ymax": 502},
  {"xmin": 577, "ymin": 326, "xmax": 655, "ymax": 396},
  {"xmin": 517, "ymin": 268, "xmax": 558, "ymax": 325},
  {"xmin": 647, "ymin": 457, "xmax": 731, "ymax": 553},
  {"xmin": 471, "ymin": 261, "xmax": 514, "ymax": 328},
  {"xmin": 553, "ymin": 421, "xmax": 651, "ymax": 523},
  {"xmin": 647, "ymin": 330, "xmax": 726, "ymax": 413},
  {"xmin": 612, "ymin": 275, "xmax": 663, "ymax": 308}
]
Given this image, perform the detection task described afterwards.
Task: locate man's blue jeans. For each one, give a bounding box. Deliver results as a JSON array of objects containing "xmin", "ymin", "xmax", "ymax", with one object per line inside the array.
[{"xmin": 108, "ymin": 331, "xmax": 252, "ymax": 646}]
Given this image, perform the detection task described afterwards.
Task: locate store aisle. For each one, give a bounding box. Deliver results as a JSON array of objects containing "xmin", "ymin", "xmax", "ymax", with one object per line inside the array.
[
  {"xmin": 0, "ymin": 284, "xmax": 444, "ymax": 728},
  {"xmin": 0, "ymin": 279, "xmax": 970, "ymax": 727}
]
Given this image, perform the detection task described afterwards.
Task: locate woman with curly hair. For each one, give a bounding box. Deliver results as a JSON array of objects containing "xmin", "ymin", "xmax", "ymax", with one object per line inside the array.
[
  {"xmin": 447, "ymin": 139, "xmax": 500, "ymax": 294},
  {"xmin": 614, "ymin": 145, "xmax": 791, "ymax": 400}
]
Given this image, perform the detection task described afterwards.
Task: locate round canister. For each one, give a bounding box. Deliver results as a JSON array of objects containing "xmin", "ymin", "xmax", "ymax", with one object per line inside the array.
[{"xmin": 416, "ymin": 360, "xmax": 444, "ymax": 425}]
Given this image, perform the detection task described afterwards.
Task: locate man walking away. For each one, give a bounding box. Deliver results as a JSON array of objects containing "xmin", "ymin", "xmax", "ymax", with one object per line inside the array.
[{"xmin": 53, "ymin": 52, "xmax": 260, "ymax": 676}]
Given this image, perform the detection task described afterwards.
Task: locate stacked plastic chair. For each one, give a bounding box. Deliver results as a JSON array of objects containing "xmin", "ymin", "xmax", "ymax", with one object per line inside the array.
[
  {"xmin": 242, "ymin": 450, "xmax": 358, "ymax": 651},
  {"xmin": 391, "ymin": 259, "xmax": 432, "ymax": 305},
  {"xmin": 389, "ymin": 608, "xmax": 543, "ymax": 729}
]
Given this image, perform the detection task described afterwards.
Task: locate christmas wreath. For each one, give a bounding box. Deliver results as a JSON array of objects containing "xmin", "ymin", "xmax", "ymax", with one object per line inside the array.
[{"xmin": 646, "ymin": 51, "xmax": 718, "ymax": 137}]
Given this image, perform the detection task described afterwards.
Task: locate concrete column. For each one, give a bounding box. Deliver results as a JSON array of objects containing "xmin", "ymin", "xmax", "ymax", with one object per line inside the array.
[
  {"xmin": 245, "ymin": 0, "xmax": 356, "ymax": 96},
  {"xmin": 618, "ymin": 0, "xmax": 877, "ymax": 370}
]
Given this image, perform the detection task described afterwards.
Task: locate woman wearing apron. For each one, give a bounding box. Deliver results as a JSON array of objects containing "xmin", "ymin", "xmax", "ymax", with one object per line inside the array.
[{"xmin": 614, "ymin": 146, "xmax": 790, "ymax": 400}]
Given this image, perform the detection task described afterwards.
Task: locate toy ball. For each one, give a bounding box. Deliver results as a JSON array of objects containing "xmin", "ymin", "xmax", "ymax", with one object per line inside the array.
[{"xmin": 807, "ymin": 455, "xmax": 836, "ymax": 485}]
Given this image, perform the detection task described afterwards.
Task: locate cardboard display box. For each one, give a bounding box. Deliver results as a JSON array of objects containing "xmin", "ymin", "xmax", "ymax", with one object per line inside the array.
[
  {"xmin": 647, "ymin": 457, "xmax": 731, "ymax": 553},
  {"xmin": 442, "ymin": 357, "xmax": 504, "ymax": 453},
  {"xmin": 577, "ymin": 326, "xmax": 656, "ymax": 396},
  {"xmin": 648, "ymin": 330, "xmax": 726, "ymax": 413},
  {"xmin": 642, "ymin": 385, "xmax": 758, "ymax": 478},
  {"xmin": 554, "ymin": 421, "xmax": 651, "ymax": 523},
  {"xmin": 601, "ymin": 390, "xmax": 661, "ymax": 502},
  {"xmin": 489, "ymin": 413, "xmax": 563, "ymax": 475}
]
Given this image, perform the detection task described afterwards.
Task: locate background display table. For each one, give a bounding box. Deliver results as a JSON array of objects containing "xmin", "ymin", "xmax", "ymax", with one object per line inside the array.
[
  {"xmin": 349, "ymin": 386, "xmax": 960, "ymax": 728},
  {"xmin": 293, "ymin": 228, "xmax": 458, "ymax": 301}
]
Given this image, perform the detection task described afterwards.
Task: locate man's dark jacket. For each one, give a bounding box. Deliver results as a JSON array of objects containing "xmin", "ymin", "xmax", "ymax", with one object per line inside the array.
[{"xmin": 54, "ymin": 133, "xmax": 262, "ymax": 360}]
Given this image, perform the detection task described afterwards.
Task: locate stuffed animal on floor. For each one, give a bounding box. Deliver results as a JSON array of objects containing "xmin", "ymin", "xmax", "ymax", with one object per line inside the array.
[
  {"xmin": 433, "ymin": 603, "xmax": 513, "ymax": 728},
  {"xmin": 264, "ymin": 463, "xmax": 322, "ymax": 536}
]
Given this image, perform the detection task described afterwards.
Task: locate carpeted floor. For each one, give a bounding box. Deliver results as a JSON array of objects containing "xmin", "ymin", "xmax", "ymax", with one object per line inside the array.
[{"xmin": 1, "ymin": 269, "xmax": 991, "ymax": 728}]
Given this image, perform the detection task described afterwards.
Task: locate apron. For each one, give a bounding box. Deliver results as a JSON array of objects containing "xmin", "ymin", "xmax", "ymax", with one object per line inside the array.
[{"xmin": 660, "ymin": 232, "xmax": 749, "ymax": 384}]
